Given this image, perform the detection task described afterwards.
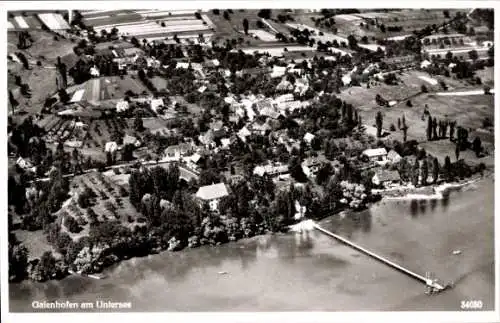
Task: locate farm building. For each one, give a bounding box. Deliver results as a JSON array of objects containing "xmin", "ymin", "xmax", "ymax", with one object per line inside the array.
[
  {"xmin": 253, "ymin": 163, "xmax": 290, "ymax": 177},
  {"xmin": 195, "ymin": 183, "xmax": 229, "ymax": 211},
  {"xmin": 362, "ymin": 147, "xmax": 388, "ymax": 162}
]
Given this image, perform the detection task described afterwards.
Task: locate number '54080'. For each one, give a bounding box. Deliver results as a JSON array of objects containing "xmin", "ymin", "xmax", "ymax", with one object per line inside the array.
[{"xmin": 461, "ymin": 300, "xmax": 483, "ymax": 310}]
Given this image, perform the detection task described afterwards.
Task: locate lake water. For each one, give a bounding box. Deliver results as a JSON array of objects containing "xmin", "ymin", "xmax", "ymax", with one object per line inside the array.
[{"xmin": 10, "ymin": 178, "xmax": 495, "ymax": 312}]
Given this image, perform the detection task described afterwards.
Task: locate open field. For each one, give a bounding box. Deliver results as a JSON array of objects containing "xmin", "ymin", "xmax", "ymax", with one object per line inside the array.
[
  {"xmin": 8, "ymin": 30, "xmax": 75, "ymax": 66},
  {"xmin": 474, "ymin": 66, "xmax": 494, "ymax": 87},
  {"xmin": 419, "ymin": 139, "xmax": 494, "ymax": 168},
  {"xmin": 7, "ymin": 65, "xmax": 58, "ymax": 119},
  {"xmin": 348, "ymin": 89, "xmax": 493, "ymax": 145},
  {"xmin": 83, "ymin": 10, "xmax": 215, "ymax": 45},
  {"xmin": 294, "ymin": 9, "xmax": 457, "ymax": 40},
  {"xmin": 13, "ymin": 229, "xmax": 58, "ymax": 261}
]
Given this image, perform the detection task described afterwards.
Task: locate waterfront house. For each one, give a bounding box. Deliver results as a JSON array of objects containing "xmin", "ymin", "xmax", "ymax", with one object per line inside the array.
[
  {"xmin": 195, "ymin": 182, "xmax": 229, "ymax": 211},
  {"xmin": 362, "ymin": 147, "xmax": 388, "ymax": 162},
  {"xmin": 372, "ymin": 169, "xmax": 401, "ymax": 188}
]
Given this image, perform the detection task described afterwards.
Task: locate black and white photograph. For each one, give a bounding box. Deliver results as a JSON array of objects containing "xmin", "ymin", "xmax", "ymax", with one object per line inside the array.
[{"xmin": 2, "ymin": 2, "xmax": 498, "ymax": 322}]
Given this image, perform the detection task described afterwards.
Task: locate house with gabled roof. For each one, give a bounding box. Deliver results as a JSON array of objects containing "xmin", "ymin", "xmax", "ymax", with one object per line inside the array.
[
  {"xmin": 195, "ymin": 182, "xmax": 229, "ymax": 211},
  {"xmin": 372, "ymin": 169, "xmax": 401, "ymax": 188},
  {"xmin": 362, "ymin": 147, "xmax": 388, "ymax": 162}
]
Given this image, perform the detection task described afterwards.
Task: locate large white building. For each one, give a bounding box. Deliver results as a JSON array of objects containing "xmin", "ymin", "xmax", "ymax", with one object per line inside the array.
[{"xmin": 195, "ymin": 183, "xmax": 229, "ymax": 211}]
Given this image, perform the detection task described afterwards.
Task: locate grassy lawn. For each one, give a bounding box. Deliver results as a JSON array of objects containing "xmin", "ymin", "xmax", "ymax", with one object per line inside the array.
[
  {"xmin": 8, "ymin": 64, "xmax": 58, "ymax": 118},
  {"xmin": 14, "ymin": 229, "xmax": 58, "ymax": 261},
  {"xmin": 8, "ymin": 30, "xmax": 76, "ymax": 66},
  {"xmin": 339, "ymin": 70, "xmax": 494, "ymax": 147},
  {"xmin": 474, "ymin": 67, "xmax": 494, "ymax": 88},
  {"xmin": 142, "ymin": 117, "xmax": 169, "ymax": 131}
]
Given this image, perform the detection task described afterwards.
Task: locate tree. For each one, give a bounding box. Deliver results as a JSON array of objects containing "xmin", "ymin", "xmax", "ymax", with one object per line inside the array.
[
  {"xmin": 134, "ymin": 113, "xmax": 144, "ymax": 132},
  {"xmin": 122, "ymin": 144, "xmax": 135, "ymax": 162},
  {"xmin": 402, "ymin": 124, "xmax": 408, "ymax": 142},
  {"xmin": 455, "ymin": 142, "xmax": 460, "ymax": 161},
  {"xmin": 9, "ymin": 90, "xmax": 19, "ymax": 113},
  {"xmin": 347, "ymin": 35, "xmax": 358, "ymax": 50},
  {"xmin": 421, "ymin": 84, "xmax": 428, "ymax": 93},
  {"xmin": 223, "ymin": 10, "xmax": 230, "ymax": 20},
  {"xmin": 472, "ymin": 137, "xmax": 482, "ymax": 157},
  {"xmin": 421, "ymin": 159, "xmax": 428, "ymax": 185},
  {"xmin": 243, "ymin": 18, "xmax": 249, "ymax": 35},
  {"xmin": 257, "ymin": 9, "xmax": 272, "ymax": 19},
  {"xmin": 445, "ymin": 51, "xmax": 453, "ymax": 61},
  {"xmin": 375, "ymin": 111, "xmax": 383, "ymax": 138},
  {"xmin": 432, "ymin": 117, "xmax": 438, "ymax": 140},
  {"xmin": 447, "ymin": 121, "xmax": 454, "ymax": 141},
  {"xmin": 397, "ymin": 118, "xmax": 401, "ymax": 129},
  {"xmin": 468, "ymin": 49, "xmax": 478, "ymax": 61},
  {"xmin": 427, "ymin": 116, "xmax": 432, "ymax": 141},
  {"xmin": 444, "ymin": 156, "xmax": 452, "ymax": 181},
  {"xmin": 288, "ymin": 156, "xmax": 307, "ymax": 183},
  {"xmin": 432, "ymin": 157, "xmax": 439, "ymax": 183},
  {"xmin": 411, "ymin": 160, "xmax": 419, "ymax": 186},
  {"xmin": 9, "ymin": 242, "xmax": 28, "ymax": 282},
  {"xmin": 64, "ymin": 215, "xmax": 82, "ymax": 233},
  {"xmin": 58, "ymin": 88, "xmax": 70, "ymax": 103}
]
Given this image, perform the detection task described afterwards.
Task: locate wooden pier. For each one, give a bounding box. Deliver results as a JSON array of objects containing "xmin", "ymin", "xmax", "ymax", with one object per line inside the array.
[{"xmin": 313, "ymin": 223, "xmax": 445, "ymax": 292}]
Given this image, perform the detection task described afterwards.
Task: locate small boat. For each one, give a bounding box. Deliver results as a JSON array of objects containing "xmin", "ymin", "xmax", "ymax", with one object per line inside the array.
[
  {"xmin": 452, "ymin": 250, "xmax": 462, "ymax": 255},
  {"xmin": 217, "ymin": 271, "xmax": 228, "ymax": 275}
]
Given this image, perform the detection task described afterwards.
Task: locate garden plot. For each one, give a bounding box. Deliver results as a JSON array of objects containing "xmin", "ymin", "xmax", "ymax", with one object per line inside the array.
[
  {"xmin": 44, "ymin": 119, "xmax": 77, "ymax": 144},
  {"xmin": 107, "ymin": 21, "xmax": 211, "ymax": 38},
  {"xmin": 60, "ymin": 171, "xmax": 143, "ymax": 241},
  {"xmin": 286, "ymin": 22, "xmax": 349, "ymax": 44},
  {"xmin": 84, "ymin": 118, "xmax": 132, "ymax": 149},
  {"xmin": 239, "ymin": 45, "xmax": 316, "ymax": 56}
]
